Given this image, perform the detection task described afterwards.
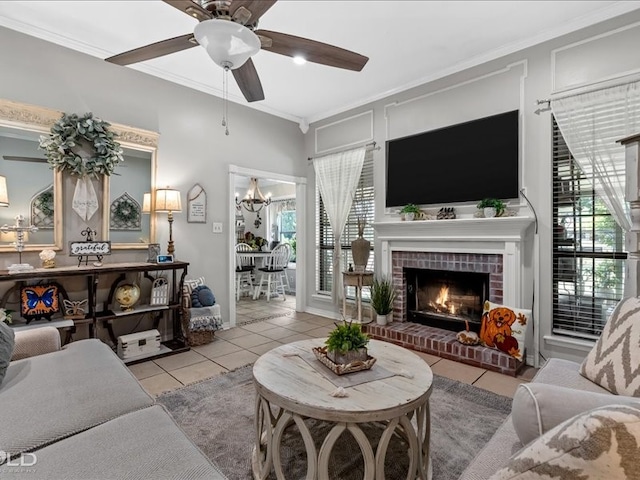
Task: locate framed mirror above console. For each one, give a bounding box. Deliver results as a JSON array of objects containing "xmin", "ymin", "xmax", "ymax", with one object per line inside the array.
[
  {"xmin": 101, "ymin": 125, "xmax": 159, "ymax": 250},
  {"xmin": 0, "ymin": 99, "xmax": 63, "ymax": 252},
  {"xmin": 0, "ymin": 98, "xmax": 158, "ymax": 252}
]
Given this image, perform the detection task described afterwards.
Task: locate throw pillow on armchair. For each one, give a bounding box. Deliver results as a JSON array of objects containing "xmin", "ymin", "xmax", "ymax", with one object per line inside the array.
[{"xmin": 580, "ymin": 296, "xmax": 640, "ymax": 396}]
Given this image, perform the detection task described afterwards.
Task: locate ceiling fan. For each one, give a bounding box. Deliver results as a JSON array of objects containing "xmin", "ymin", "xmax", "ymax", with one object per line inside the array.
[{"xmin": 105, "ymin": 0, "xmax": 369, "ymax": 103}]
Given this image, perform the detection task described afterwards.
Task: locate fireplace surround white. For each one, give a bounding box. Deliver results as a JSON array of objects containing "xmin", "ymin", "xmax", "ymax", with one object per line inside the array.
[{"xmin": 373, "ymin": 215, "xmax": 537, "ymax": 367}]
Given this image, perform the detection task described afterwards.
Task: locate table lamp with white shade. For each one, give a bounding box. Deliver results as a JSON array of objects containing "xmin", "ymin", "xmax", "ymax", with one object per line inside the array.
[{"xmin": 155, "ymin": 188, "xmax": 182, "ymax": 256}]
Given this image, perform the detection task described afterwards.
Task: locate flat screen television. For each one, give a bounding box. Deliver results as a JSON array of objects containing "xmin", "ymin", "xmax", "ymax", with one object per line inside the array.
[{"xmin": 385, "ymin": 110, "xmax": 519, "ymax": 207}]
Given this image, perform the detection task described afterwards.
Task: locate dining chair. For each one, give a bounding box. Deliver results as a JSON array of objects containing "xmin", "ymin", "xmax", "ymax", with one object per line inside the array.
[
  {"xmin": 253, "ymin": 244, "xmax": 289, "ymax": 301},
  {"xmin": 281, "ymin": 243, "xmax": 292, "ymax": 292},
  {"xmin": 235, "ymin": 242, "xmax": 255, "ymax": 301}
]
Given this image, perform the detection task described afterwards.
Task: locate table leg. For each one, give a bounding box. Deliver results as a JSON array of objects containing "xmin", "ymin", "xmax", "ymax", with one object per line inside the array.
[
  {"xmin": 343, "ymin": 285, "xmax": 347, "ymax": 318},
  {"xmin": 356, "ymin": 286, "xmax": 362, "ymax": 323}
]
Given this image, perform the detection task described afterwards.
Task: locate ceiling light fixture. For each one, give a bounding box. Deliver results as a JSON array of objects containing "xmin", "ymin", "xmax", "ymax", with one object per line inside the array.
[
  {"xmin": 194, "ymin": 20, "xmax": 260, "ymax": 70},
  {"xmin": 194, "ymin": 19, "xmax": 261, "ymax": 135},
  {"xmin": 293, "ymin": 56, "xmax": 306, "ymax": 65},
  {"xmin": 235, "ymin": 177, "xmax": 271, "ymax": 214}
]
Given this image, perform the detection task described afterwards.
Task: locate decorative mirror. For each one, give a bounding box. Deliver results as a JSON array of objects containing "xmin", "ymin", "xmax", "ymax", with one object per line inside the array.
[
  {"xmin": 103, "ymin": 130, "xmax": 158, "ymax": 249},
  {"xmin": 0, "ymin": 99, "xmax": 63, "ymax": 252}
]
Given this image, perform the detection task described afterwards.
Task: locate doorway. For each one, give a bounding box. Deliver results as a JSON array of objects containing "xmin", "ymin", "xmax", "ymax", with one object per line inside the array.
[{"xmin": 228, "ymin": 166, "xmax": 306, "ymax": 327}]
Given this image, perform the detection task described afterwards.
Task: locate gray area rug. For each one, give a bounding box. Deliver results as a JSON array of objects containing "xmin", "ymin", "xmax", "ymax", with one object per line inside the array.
[
  {"xmin": 158, "ymin": 365, "xmax": 512, "ymax": 480},
  {"xmin": 237, "ymin": 307, "xmax": 295, "ymax": 326}
]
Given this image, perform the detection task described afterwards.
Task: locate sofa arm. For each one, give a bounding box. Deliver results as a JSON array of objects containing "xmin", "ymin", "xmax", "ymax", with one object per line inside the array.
[
  {"xmin": 11, "ymin": 326, "xmax": 61, "ymax": 361},
  {"xmin": 512, "ymin": 383, "xmax": 640, "ymax": 445}
]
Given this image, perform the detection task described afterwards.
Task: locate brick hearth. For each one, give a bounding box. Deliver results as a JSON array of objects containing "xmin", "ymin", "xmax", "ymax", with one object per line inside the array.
[{"xmin": 364, "ymin": 322, "xmax": 522, "ymax": 376}]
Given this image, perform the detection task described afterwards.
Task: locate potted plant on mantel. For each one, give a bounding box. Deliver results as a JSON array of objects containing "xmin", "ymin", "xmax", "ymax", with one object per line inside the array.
[
  {"xmin": 325, "ymin": 320, "xmax": 370, "ymax": 365},
  {"xmin": 370, "ymin": 275, "xmax": 397, "ymax": 326},
  {"xmin": 477, "ymin": 198, "xmax": 506, "ymax": 218},
  {"xmin": 400, "ymin": 203, "xmax": 421, "ymax": 221}
]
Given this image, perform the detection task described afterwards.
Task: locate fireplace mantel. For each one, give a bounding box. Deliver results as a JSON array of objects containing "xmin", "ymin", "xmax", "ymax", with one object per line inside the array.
[
  {"xmin": 374, "ymin": 215, "xmax": 535, "ymax": 312},
  {"xmin": 372, "ymin": 216, "xmax": 534, "ymax": 242}
]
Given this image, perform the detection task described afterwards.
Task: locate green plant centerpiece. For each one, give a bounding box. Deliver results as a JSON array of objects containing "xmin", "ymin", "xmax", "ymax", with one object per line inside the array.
[
  {"xmin": 325, "ymin": 320, "xmax": 370, "ymax": 365},
  {"xmin": 477, "ymin": 198, "xmax": 506, "ymax": 218},
  {"xmin": 370, "ymin": 275, "xmax": 397, "ymax": 325}
]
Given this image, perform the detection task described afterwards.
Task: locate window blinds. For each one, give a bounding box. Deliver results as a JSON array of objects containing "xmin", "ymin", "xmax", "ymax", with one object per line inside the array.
[{"xmin": 552, "ymin": 119, "xmax": 626, "ymax": 339}]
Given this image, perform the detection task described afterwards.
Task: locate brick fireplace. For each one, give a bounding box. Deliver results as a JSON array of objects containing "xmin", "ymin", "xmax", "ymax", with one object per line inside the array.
[{"xmin": 368, "ymin": 216, "xmax": 534, "ymax": 376}]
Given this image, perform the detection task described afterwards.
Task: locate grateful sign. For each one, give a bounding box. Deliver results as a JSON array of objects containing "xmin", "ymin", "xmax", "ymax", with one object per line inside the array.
[{"xmin": 69, "ymin": 241, "xmax": 112, "ymax": 257}]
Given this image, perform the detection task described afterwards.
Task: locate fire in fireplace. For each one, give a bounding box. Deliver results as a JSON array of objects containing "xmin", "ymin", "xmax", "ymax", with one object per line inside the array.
[{"xmin": 405, "ymin": 268, "xmax": 490, "ymax": 333}]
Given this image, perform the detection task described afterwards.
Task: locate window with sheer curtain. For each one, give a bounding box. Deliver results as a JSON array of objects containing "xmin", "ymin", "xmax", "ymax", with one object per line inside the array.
[
  {"xmin": 550, "ymin": 78, "xmax": 640, "ymax": 338},
  {"xmin": 552, "ymin": 118, "xmax": 626, "ymax": 340},
  {"xmin": 316, "ymin": 150, "xmax": 374, "ymax": 296}
]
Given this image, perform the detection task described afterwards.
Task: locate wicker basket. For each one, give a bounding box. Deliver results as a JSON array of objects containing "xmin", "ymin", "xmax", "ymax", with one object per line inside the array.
[{"xmin": 181, "ymin": 304, "xmax": 216, "ymax": 347}]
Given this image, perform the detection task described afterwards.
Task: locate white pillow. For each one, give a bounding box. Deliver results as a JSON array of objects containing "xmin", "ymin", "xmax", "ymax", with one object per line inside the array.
[
  {"xmin": 183, "ymin": 276, "xmax": 205, "ymax": 295},
  {"xmin": 182, "ymin": 276, "xmax": 205, "ymax": 309},
  {"xmin": 581, "ymin": 296, "xmax": 640, "ymax": 396},
  {"xmin": 492, "ymin": 405, "xmax": 640, "ymax": 479},
  {"xmin": 480, "ymin": 301, "xmax": 530, "ymax": 362}
]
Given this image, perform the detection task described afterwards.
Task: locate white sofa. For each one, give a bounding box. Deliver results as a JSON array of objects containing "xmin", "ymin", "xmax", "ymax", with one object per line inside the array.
[
  {"xmin": 0, "ymin": 327, "xmax": 227, "ymax": 480},
  {"xmin": 459, "ymin": 356, "xmax": 639, "ymax": 479}
]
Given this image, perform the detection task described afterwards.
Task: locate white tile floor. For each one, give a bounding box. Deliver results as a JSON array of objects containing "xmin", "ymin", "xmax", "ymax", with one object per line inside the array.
[{"xmin": 130, "ymin": 296, "xmax": 537, "ymax": 397}]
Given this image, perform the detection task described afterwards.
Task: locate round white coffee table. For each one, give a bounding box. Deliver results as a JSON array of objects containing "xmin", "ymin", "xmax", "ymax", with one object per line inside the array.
[{"xmin": 252, "ymin": 339, "xmax": 433, "ymax": 480}]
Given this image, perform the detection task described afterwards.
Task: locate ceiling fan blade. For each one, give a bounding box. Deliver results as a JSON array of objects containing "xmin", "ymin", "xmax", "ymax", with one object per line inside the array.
[
  {"xmin": 3, "ymin": 155, "xmax": 47, "ymax": 163},
  {"xmin": 163, "ymin": 0, "xmax": 212, "ymax": 21},
  {"xmin": 230, "ymin": 1, "xmax": 277, "ymax": 24},
  {"xmin": 232, "ymin": 58, "xmax": 265, "ymax": 102},
  {"xmin": 255, "ymin": 30, "xmax": 368, "ymax": 72},
  {"xmin": 105, "ymin": 33, "xmax": 198, "ymax": 66}
]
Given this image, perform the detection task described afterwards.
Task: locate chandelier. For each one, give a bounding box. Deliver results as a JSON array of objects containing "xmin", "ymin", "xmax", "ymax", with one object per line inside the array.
[{"xmin": 236, "ymin": 177, "xmax": 271, "ymax": 213}]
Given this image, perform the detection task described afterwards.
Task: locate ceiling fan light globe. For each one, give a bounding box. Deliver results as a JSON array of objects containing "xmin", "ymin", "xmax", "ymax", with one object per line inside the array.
[{"xmin": 194, "ymin": 19, "xmax": 260, "ymax": 70}]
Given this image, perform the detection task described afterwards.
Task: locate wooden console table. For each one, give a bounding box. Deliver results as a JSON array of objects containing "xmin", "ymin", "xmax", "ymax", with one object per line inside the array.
[
  {"xmin": 0, "ymin": 261, "xmax": 189, "ymax": 363},
  {"xmin": 342, "ymin": 270, "xmax": 374, "ymax": 323}
]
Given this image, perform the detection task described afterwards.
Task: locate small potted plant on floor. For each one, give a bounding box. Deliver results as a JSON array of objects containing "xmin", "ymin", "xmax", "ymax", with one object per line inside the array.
[
  {"xmin": 370, "ymin": 275, "xmax": 397, "ymax": 325},
  {"xmin": 400, "ymin": 203, "xmax": 421, "ymax": 221},
  {"xmin": 325, "ymin": 320, "xmax": 369, "ymax": 365},
  {"xmin": 476, "ymin": 198, "xmax": 506, "ymax": 218}
]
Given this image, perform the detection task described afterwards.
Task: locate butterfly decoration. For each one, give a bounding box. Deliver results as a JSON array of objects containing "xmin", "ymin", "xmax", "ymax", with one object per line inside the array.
[
  {"xmin": 63, "ymin": 299, "xmax": 88, "ymax": 319},
  {"xmin": 20, "ymin": 285, "xmax": 60, "ymax": 322}
]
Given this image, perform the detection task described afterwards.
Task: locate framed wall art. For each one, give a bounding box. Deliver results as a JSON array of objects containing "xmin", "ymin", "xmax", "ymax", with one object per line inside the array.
[
  {"xmin": 147, "ymin": 243, "xmax": 161, "ymax": 263},
  {"xmin": 20, "ymin": 283, "xmax": 61, "ymax": 323},
  {"xmin": 187, "ymin": 183, "xmax": 207, "ymax": 223}
]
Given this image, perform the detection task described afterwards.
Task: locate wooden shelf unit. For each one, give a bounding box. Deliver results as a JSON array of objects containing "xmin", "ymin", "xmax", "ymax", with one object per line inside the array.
[{"xmin": 0, "ymin": 261, "xmax": 190, "ymax": 362}]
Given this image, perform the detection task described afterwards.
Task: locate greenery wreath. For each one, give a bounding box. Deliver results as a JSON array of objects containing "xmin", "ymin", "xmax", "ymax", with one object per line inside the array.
[
  {"xmin": 35, "ymin": 189, "xmax": 54, "ymax": 217},
  {"xmin": 39, "ymin": 112, "xmax": 124, "ymax": 177},
  {"xmin": 112, "ymin": 199, "xmax": 140, "ymax": 225}
]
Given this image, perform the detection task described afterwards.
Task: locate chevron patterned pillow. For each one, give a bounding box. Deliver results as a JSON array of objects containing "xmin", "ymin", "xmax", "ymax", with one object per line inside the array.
[
  {"xmin": 491, "ymin": 405, "xmax": 640, "ymax": 479},
  {"xmin": 580, "ymin": 296, "xmax": 640, "ymax": 396}
]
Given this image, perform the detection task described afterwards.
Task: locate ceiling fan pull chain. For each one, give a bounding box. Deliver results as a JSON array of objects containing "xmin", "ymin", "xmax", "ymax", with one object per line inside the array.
[{"xmin": 222, "ymin": 65, "xmax": 230, "ymax": 135}]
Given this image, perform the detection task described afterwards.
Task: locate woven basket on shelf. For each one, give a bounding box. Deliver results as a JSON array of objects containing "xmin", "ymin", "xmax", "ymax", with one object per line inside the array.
[{"xmin": 181, "ymin": 307, "xmax": 216, "ymax": 346}]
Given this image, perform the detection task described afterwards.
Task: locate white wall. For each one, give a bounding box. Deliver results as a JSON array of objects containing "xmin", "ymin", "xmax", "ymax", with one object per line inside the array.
[
  {"xmin": 304, "ymin": 11, "xmax": 640, "ymax": 363},
  {"xmin": 0, "ymin": 26, "xmax": 306, "ymax": 325}
]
